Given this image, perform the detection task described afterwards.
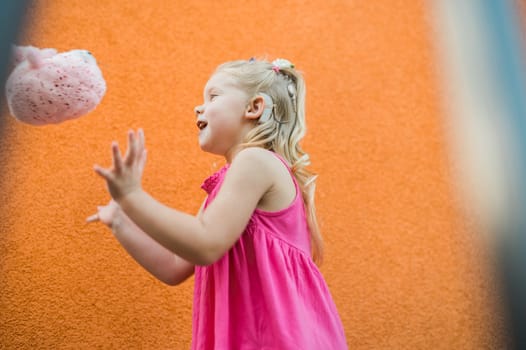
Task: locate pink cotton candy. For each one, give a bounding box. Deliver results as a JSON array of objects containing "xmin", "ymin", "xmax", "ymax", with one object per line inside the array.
[{"xmin": 5, "ymin": 45, "xmax": 106, "ymax": 126}]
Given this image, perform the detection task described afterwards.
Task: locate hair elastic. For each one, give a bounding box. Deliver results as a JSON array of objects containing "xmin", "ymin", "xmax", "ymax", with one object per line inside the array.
[{"xmin": 272, "ymin": 58, "xmax": 295, "ymax": 71}]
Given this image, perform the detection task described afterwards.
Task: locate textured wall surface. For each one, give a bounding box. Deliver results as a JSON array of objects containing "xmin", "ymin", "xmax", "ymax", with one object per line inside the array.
[{"xmin": 0, "ymin": 1, "xmax": 504, "ymax": 349}]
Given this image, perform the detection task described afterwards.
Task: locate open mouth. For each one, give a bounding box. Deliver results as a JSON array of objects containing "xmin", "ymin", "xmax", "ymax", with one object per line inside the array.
[{"xmin": 196, "ymin": 120, "xmax": 208, "ymax": 130}]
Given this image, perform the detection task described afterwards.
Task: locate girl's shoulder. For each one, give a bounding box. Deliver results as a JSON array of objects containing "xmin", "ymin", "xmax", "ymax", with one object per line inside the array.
[
  {"xmin": 233, "ymin": 147, "xmax": 288, "ymax": 170},
  {"xmin": 234, "ymin": 148, "xmax": 296, "ymax": 213},
  {"xmin": 232, "ymin": 147, "xmax": 291, "ymax": 182},
  {"xmin": 234, "ymin": 146, "xmax": 275, "ymax": 160}
]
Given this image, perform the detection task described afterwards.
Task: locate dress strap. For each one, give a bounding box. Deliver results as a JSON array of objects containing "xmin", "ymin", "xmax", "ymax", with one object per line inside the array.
[
  {"xmin": 271, "ymin": 152, "xmax": 292, "ymax": 173},
  {"xmin": 271, "ymin": 152, "xmax": 301, "ymax": 192}
]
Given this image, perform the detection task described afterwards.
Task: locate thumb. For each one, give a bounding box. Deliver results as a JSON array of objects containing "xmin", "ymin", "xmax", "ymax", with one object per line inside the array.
[{"xmin": 86, "ymin": 213, "xmax": 99, "ymax": 223}]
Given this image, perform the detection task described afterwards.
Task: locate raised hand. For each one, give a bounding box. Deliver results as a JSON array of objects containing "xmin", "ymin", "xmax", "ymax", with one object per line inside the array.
[{"xmin": 93, "ymin": 129, "xmax": 147, "ymax": 202}]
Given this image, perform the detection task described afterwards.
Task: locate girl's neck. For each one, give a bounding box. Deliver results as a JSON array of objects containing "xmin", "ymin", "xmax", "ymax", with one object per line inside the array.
[{"xmin": 224, "ymin": 145, "xmax": 241, "ymax": 164}]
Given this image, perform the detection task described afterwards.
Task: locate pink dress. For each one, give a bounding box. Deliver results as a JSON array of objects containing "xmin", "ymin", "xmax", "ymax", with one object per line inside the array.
[{"xmin": 192, "ymin": 155, "xmax": 348, "ymax": 350}]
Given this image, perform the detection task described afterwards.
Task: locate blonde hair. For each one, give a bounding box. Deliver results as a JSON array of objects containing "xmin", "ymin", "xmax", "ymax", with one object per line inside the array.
[{"xmin": 215, "ymin": 59, "xmax": 323, "ymax": 265}]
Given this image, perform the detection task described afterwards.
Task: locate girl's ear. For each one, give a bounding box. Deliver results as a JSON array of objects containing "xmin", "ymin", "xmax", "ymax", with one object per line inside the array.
[{"xmin": 244, "ymin": 95, "xmax": 265, "ymax": 121}]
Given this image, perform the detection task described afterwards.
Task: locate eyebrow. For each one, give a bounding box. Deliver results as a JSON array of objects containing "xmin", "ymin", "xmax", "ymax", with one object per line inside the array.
[{"xmin": 205, "ymin": 86, "xmax": 221, "ymax": 93}]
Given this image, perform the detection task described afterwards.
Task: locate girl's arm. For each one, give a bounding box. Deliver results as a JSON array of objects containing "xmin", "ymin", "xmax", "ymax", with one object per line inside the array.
[
  {"xmin": 94, "ymin": 130, "xmax": 274, "ymax": 266},
  {"xmin": 89, "ymin": 200, "xmax": 197, "ymax": 286},
  {"xmin": 122, "ymin": 148, "xmax": 273, "ymax": 265}
]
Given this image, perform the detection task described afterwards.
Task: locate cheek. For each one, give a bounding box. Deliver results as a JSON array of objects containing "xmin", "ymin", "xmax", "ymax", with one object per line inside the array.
[
  {"xmin": 208, "ymin": 119, "xmax": 236, "ymax": 140},
  {"xmin": 208, "ymin": 107, "xmax": 239, "ymax": 130}
]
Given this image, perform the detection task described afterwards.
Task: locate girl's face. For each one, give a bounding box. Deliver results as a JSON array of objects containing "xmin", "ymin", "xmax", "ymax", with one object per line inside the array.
[{"xmin": 195, "ymin": 72, "xmax": 253, "ymax": 160}]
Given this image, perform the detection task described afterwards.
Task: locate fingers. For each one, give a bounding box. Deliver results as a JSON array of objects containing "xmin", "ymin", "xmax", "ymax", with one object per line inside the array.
[
  {"xmin": 125, "ymin": 130, "xmax": 135, "ymax": 166},
  {"xmin": 101, "ymin": 129, "xmax": 144, "ymax": 177},
  {"xmin": 132, "ymin": 129, "xmax": 145, "ymax": 162},
  {"xmin": 138, "ymin": 149, "xmax": 148, "ymax": 172},
  {"xmin": 86, "ymin": 213, "xmax": 99, "ymax": 223},
  {"xmin": 111, "ymin": 134, "xmax": 142, "ymax": 176},
  {"xmin": 124, "ymin": 129, "xmax": 145, "ymax": 166},
  {"xmin": 93, "ymin": 164, "xmax": 115, "ymax": 182},
  {"xmin": 93, "ymin": 129, "xmax": 146, "ymax": 200},
  {"xmin": 137, "ymin": 129, "xmax": 147, "ymax": 171},
  {"xmin": 112, "ymin": 141, "xmax": 123, "ymax": 173},
  {"xmin": 138, "ymin": 128, "xmax": 145, "ymax": 151}
]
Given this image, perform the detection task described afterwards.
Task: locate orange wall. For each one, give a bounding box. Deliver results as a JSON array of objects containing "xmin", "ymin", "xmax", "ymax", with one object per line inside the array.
[{"xmin": 0, "ymin": 1, "xmax": 503, "ymax": 348}]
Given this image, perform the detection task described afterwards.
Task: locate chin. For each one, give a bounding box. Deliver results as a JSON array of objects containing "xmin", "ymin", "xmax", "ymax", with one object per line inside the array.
[
  {"xmin": 199, "ymin": 143, "xmax": 228, "ymax": 158},
  {"xmin": 198, "ymin": 136, "xmax": 209, "ymax": 151},
  {"xmin": 198, "ymin": 142, "xmax": 216, "ymax": 154}
]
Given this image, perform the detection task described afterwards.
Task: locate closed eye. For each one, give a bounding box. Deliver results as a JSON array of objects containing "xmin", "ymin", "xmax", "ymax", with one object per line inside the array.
[{"xmin": 209, "ymin": 94, "xmax": 218, "ymax": 101}]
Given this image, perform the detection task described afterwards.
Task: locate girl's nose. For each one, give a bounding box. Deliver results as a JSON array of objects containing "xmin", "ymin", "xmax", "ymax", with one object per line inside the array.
[{"xmin": 194, "ymin": 105, "xmax": 204, "ymax": 116}]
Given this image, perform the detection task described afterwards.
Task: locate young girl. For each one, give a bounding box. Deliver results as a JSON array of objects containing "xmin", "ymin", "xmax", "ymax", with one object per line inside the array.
[{"xmin": 87, "ymin": 58, "xmax": 348, "ymax": 349}]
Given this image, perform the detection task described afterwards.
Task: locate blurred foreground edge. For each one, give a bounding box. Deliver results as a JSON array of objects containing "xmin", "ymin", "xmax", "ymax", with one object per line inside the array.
[{"xmin": 429, "ymin": 1, "xmax": 526, "ymax": 348}]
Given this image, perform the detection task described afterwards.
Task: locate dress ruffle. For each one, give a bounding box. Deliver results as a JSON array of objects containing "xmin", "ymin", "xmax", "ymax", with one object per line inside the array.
[{"xmin": 200, "ymin": 164, "xmax": 230, "ymax": 194}]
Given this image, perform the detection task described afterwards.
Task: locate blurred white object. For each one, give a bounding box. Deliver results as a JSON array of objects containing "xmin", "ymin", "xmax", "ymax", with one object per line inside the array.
[{"xmin": 429, "ymin": 0, "xmax": 526, "ymax": 236}]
